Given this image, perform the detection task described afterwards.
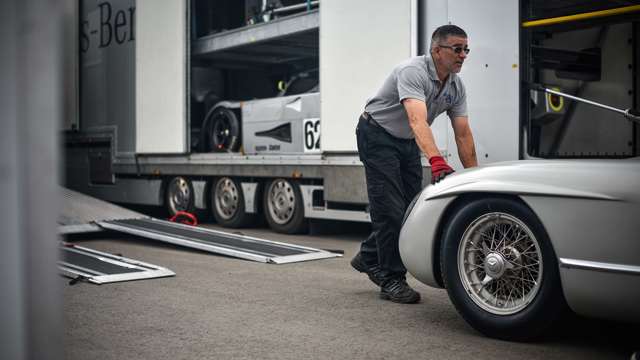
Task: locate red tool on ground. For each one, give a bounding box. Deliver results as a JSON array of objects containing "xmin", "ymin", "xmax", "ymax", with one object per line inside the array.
[{"xmin": 169, "ymin": 211, "xmax": 198, "ymax": 226}]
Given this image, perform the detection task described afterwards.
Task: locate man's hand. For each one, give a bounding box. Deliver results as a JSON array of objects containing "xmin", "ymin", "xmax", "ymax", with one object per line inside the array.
[{"xmin": 429, "ymin": 156, "xmax": 454, "ymax": 184}]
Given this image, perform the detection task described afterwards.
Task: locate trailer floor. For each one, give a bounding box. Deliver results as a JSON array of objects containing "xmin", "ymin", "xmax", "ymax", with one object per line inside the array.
[{"xmin": 63, "ymin": 222, "xmax": 638, "ymax": 360}]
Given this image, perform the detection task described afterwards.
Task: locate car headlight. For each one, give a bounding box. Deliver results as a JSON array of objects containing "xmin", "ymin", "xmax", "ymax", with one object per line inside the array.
[{"xmin": 401, "ymin": 192, "xmax": 422, "ymax": 227}]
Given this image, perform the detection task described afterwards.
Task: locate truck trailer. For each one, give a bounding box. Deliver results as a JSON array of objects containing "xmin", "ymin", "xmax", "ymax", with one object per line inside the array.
[{"xmin": 65, "ymin": 0, "xmax": 640, "ymax": 233}]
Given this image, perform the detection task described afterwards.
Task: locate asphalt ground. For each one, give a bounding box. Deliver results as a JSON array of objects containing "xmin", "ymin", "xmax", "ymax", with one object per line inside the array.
[{"xmin": 63, "ymin": 218, "xmax": 639, "ymax": 360}]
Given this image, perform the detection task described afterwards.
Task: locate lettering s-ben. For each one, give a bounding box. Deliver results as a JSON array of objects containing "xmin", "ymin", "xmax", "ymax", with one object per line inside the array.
[{"xmin": 81, "ymin": 1, "xmax": 135, "ymax": 52}]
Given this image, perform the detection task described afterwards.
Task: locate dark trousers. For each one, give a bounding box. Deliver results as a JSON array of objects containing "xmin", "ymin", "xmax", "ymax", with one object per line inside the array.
[{"xmin": 356, "ymin": 113, "xmax": 423, "ymax": 280}]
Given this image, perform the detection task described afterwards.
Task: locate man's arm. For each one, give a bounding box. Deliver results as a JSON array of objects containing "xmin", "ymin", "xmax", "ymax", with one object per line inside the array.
[
  {"xmin": 404, "ymin": 98, "xmax": 456, "ymax": 184},
  {"xmin": 451, "ymin": 116, "xmax": 478, "ymax": 168},
  {"xmin": 403, "ymin": 98, "xmax": 440, "ymax": 158}
]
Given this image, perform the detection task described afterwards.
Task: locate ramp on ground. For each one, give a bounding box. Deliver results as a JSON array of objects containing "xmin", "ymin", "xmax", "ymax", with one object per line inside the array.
[
  {"xmin": 59, "ymin": 243, "xmax": 175, "ymax": 284},
  {"xmin": 100, "ymin": 218, "xmax": 342, "ymax": 264},
  {"xmin": 60, "ymin": 189, "xmax": 340, "ymax": 264}
]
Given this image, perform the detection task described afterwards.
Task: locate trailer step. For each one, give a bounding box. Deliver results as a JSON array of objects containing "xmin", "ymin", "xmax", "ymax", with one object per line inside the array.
[
  {"xmin": 98, "ymin": 218, "xmax": 341, "ymax": 264},
  {"xmin": 59, "ymin": 243, "xmax": 175, "ymax": 284},
  {"xmin": 59, "ymin": 188, "xmax": 149, "ymax": 234}
]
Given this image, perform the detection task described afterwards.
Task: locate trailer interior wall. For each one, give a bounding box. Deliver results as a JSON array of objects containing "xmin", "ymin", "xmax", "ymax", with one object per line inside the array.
[
  {"xmin": 320, "ymin": 0, "xmax": 416, "ymax": 152},
  {"xmin": 530, "ymin": 22, "xmax": 636, "ymax": 157}
]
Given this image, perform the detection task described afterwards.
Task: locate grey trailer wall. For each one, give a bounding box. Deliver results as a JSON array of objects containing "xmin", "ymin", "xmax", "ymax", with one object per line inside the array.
[
  {"xmin": 80, "ymin": 0, "xmax": 137, "ymax": 155},
  {"xmin": 0, "ymin": 0, "xmax": 65, "ymax": 359}
]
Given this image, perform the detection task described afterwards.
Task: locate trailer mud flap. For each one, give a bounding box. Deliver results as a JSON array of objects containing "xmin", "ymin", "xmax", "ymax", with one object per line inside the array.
[
  {"xmin": 98, "ymin": 218, "xmax": 342, "ymax": 264},
  {"xmin": 59, "ymin": 243, "xmax": 175, "ymax": 284}
]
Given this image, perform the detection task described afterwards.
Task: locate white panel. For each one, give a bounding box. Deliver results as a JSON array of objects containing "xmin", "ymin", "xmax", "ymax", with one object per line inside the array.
[
  {"xmin": 446, "ymin": 0, "xmax": 520, "ymax": 168},
  {"xmin": 136, "ymin": 0, "xmax": 186, "ymax": 153},
  {"xmin": 320, "ymin": 0, "xmax": 415, "ymax": 152},
  {"xmin": 423, "ymin": 0, "xmax": 449, "ymax": 155}
]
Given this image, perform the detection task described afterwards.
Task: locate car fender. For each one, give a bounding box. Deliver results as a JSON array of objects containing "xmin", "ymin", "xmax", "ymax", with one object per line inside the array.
[{"xmin": 399, "ymin": 193, "xmax": 456, "ymax": 288}]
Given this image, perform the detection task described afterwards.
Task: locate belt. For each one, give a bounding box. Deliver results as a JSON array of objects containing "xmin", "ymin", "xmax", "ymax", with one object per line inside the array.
[
  {"xmin": 362, "ymin": 111, "xmax": 412, "ymax": 142},
  {"xmin": 362, "ymin": 112, "xmax": 382, "ymax": 129}
]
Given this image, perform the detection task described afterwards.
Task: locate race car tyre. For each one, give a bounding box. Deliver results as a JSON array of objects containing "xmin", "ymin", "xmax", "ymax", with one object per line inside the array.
[
  {"xmin": 203, "ymin": 106, "xmax": 240, "ymax": 152},
  {"xmin": 441, "ymin": 197, "xmax": 566, "ymax": 341}
]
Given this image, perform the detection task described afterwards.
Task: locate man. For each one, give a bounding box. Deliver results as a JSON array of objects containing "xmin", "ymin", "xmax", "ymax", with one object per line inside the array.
[{"xmin": 352, "ymin": 25, "xmax": 478, "ymax": 304}]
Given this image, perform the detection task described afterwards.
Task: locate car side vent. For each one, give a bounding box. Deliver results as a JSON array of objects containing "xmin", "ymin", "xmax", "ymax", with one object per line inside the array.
[{"xmin": 255, "ymin": 123, "xmax": 292, "ymax": 143}]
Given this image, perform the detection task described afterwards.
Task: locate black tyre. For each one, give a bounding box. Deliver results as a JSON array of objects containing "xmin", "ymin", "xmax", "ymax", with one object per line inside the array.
[
  {"xmin": 202, "ymin": 106, "xmax": 240, "ymax": 152},
  {"xmin": 165, "ymin": 176, "xmax": 196, "ymax": 217},
  {"xmin": 441, "ymin": 197, "xmax": 566, "ymax": 341},
  {"xmin": 263, "ymin": 178, "xmax": 308, "ymax": 234},
  {"xmin": 211, "ymin": 177, "xmax": 255, "ymax": 228}
]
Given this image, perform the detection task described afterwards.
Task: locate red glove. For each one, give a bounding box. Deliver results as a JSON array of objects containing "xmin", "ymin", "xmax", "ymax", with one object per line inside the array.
[{"xmin": 429, "ymin": 156, "xmax": 454, "ymax": 184}]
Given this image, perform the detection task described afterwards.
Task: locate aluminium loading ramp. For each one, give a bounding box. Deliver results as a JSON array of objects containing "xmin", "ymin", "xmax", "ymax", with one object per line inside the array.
[
  {"xmin": 60, "ymin": 188, "xmax": 339, "ymax": 264},
  {"xmin": 59, "ymin": 243, "xmax": 175, "ymax": 284},
  {"xmin": 59, "ymin": 187, "xmax": 149, "ymax": 234},
  {"xmin": 98, "ymin": 218, "xmax": 341, "ymax": 264}
]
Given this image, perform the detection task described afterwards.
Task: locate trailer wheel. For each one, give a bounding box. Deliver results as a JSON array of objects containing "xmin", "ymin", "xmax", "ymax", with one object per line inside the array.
[
  {"xmin": 263, "ymin": 179, "xmax": 308, "ymax": 234},
  {"xmin": 211, "ymin": 177, "xmax": 255, "ymax": 228},
  {"xmin": 203, "ymin": 106, "xmax": 240, "ymax": 152},
  {"xmin": 165, "ymin": 176, "xmax": 195, "ymax": 216}
]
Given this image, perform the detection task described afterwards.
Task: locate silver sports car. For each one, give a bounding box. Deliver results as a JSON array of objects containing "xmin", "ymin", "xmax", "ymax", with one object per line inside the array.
[{"xmin": 399, "ymin": 158, "xmax": 640, "ymax": 341}]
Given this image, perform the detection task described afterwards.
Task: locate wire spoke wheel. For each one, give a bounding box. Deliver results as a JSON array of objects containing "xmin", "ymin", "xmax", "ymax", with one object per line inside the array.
[
  {"xmin": 458, "ymin": 212, "xmax": 543, "ymax": 315},
  {"xmin": 214, "ymin": 177, "xmax": 239, "ymax": 220},
  {"xmin": 267, "ymin": 179, "xmax": 296, "ymax": 225}
]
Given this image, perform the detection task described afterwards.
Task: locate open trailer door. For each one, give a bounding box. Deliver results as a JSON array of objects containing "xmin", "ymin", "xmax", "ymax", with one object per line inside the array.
[
  {"xmin": 445, "ymin": 0, "xmax": 520, "ymax": 167},
  {"xmin": 320, "ymin": 0, "xmax": 419, "ymax": 153},
  {"xmin": 135, "ymin": 0, "xmax": 188, "ymax": 154}
]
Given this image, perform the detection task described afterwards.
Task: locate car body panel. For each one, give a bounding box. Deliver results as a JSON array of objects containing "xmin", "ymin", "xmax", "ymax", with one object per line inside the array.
[
  {"xmin": 399, "ymin": 158, "xmax": 640, "ymax": 322},
  {"xmin": 399, "ymin": 196, "xmax": 455, "ymax": 288},
  {"xmin": 558, "ymin": 265, "xmax": 640, "ymax": 321},
  {"xmin": 243, "ymin": 92, "xmax": 320, "ymax": 154}
]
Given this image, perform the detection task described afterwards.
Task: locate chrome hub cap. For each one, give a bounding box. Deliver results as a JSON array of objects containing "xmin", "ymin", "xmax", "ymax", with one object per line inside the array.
[
  {"xmin": 267, "ymin": 179, "xmax": 295, "ymax": 225},
  {"xmin": 458, "ymin": 212, "xmax": 543, "ymax": 315},
  {"xmin": 214, "ymin": 178, "xmax": 239, "ymax": 220},
  {"xmin": 484, "ymin": 253, "xmax": 506, "ymax": 278},
  {"xmin": 168, "ymin": 177, "xmax": 191, "ymax": 214}
]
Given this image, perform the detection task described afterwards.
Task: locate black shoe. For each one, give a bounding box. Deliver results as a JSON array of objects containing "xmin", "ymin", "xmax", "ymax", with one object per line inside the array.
[
  {"xmin": 380, "ymin": 278, "xmax": 421, "ymax": 304},
  {"xmin": 350, "ymin": 252, "xmax": 384, "ymax": 286}
]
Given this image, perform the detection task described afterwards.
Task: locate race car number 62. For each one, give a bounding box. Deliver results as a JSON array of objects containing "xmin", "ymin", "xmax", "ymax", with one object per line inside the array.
[{"xmin": 303, "ymin": 118, "xmax": 320, "ymax": 152}]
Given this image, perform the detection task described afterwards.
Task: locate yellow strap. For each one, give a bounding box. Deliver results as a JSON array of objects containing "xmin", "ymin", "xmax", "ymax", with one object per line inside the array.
[{"xmin": 522, "ymin": 5, "xmax": 640, "ymax": 28}]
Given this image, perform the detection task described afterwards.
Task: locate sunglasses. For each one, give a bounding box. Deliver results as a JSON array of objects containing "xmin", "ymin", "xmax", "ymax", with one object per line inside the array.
[{"xmin": 439, "ymin": 44, "xmax": 470, "ymax": 54}]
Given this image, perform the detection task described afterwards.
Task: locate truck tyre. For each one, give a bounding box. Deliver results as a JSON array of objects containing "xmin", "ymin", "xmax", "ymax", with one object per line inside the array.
[
  {"xmin": 263, "ymin": 179, "xmax": 308, "ymax": 234},
  {"xmin": 211, "ymin": 177, "xmax": 255, "ymax": 228},
  {"xmin": 165, "ymin": 176, "xmax": 196, "ymax": 217},
  {"xmin": 203, "ymin": 106, "xmax": 240, "ymax": 152}
]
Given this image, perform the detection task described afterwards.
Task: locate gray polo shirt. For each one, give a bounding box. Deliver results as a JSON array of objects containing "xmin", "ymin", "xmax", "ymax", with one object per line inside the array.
[{"xmin": 364, "ymin": 55, "xmax": 468, "ymax": 139}]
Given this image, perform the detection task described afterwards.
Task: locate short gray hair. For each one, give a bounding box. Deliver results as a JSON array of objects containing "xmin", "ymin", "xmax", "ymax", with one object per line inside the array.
[{"xmin": 430, "ymin": 24, "xmax": 467, "ymax": 52}]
